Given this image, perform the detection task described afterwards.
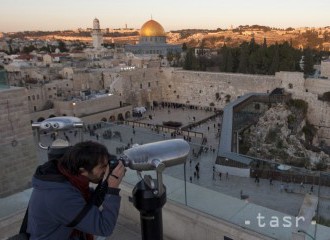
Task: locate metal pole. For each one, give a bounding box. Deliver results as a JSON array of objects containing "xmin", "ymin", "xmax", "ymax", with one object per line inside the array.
[{"xmin": 184, "ymin": 162, "xmax": 187, "ymax": 205}]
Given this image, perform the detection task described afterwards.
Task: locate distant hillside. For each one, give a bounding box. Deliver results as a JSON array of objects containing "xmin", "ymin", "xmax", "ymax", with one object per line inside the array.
[{"xmin": 3, "ymin": 25, "xmax": 330, "ymax": 50}]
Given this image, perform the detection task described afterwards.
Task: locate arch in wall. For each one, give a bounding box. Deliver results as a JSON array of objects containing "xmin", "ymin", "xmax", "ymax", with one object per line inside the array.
[
  {"xmin": 101, "ymin": 117, "xmax": 107, "ymax": 122},
  {"xmin": 49, "ymin": 114, "xmax": 56, "ymax": 118},
  {"xmin": 117, "ymin": 113, "xmax": 124, "ymax": 121},
  {"xmin": 109, "ymin": 115, "xmax": 116, "ymax": 122},
  {"xmin": 125, "ymin": 111, "xmax": 131, "ymax": 119}
]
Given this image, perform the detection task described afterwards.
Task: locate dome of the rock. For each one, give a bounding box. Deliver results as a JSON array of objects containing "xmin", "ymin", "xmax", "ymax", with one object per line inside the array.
[{"xmin": 140, "ymin": 19, "xmax": 166, "ymax": 37}]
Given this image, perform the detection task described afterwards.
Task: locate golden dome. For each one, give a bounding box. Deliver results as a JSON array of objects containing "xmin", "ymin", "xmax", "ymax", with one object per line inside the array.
[{"xmin": 140, "ymin": 20, "xmax": 166, "ymax": 37}]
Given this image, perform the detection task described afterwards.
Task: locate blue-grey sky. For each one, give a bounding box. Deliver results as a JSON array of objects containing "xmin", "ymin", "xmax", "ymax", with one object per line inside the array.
[{"xmin": 1, "ymin": 0, "xmax": 329, "ymax": 32}]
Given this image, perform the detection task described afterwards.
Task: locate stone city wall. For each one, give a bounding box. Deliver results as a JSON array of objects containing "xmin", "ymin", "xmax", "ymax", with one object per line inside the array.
[
  {"xmin": 29, "ymin": 109, "xmax": 56, "ymax": 122},
  {"xmin": 0, "ymin": 87, "xmax": 37, "ymax": 197},
  {"xmin": 305, "ymin": 78, "xmax": 330, "ymax": 95},
  {"xmin": 118, "ymin": 68, "xmax": 167, "ymax": 107},
  {"xmin": 81, "ymin": 105, "xmax": 132, "ymax": 124},
  {"xmin": 321, "ymin": 60, "xmax": 330, "ymax": 78},
  {"xmin": 290, "ymin": 91, "xmax": 330, "ymax": 145},
  {"xmin": 161, "ymin": 70, "xmax": 280, "ymax": 109},
  {"xmin": 127, "ymin": 68, "xmax": 330, "ymax": 144},
  {"xmin": 72, "ymin": 70, "xmax": 103, "ymax": 92},
  {"xmin": 54, "ymin": 94, "xmax": 123, "ymax": 117},
  {"xmin": 278, "ymin": 72, "xmax": 330, "ymax": 144}
]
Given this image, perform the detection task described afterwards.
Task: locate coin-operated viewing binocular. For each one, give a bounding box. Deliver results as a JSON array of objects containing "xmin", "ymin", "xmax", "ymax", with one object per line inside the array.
[
  {"xmin": 32, "ymin": 116, "xmax": 190, "ymax": 240},
  {"xmin": 117, "ymin": 139, "xmax": 190, "ymax": 240},
  {"xmin": 32, "ymin": 116, "xmax": 84, "ymax": 149}
]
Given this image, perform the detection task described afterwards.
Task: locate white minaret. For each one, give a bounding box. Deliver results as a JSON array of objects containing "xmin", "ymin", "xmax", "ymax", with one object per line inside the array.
[{"xmin": 91, "ymin": 18, "xmax": 103, "ymax": 49}]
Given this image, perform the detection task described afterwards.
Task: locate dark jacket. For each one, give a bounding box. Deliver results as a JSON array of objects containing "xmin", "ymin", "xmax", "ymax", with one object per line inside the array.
[{"xmin": 27, "ymin": 160, "xmax": 121, "ymax": 240}]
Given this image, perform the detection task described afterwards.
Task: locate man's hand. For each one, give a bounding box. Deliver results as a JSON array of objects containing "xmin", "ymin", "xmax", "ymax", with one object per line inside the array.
[{"xmin": 107, "ymin": 161, "xmax": 126, "ymax": 188}]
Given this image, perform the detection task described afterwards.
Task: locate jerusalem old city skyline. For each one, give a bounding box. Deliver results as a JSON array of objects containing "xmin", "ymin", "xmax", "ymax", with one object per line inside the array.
[
  {"xmin": 1, "ymin": 1, "xmax": 330, "ymax": 240},
  {"xmin": 1, "ymin": 0, "xmax": 330, "ymax": 32}
]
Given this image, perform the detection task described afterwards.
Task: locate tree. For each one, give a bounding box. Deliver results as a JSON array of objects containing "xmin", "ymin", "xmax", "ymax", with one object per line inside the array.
[
  {"xmin": 303, "ymin": 48, "xmax": 315, "ymax": 76},
  {"xmin": 183, "ymin": 49, "xmax": 198, "ymax": 70},
  {"xmin": 58, "ymin": 41, "xmax": 68, "ymax": 52},
  {"xmin": 182, "ymin": 43, "xmax": 188, "ymax": 52},
  {"xmin": 268, "ymin": 43, "xmax": 279, "ymax": 74},
  {"xmin": 22, "ymin": 45, "xmax": 36, "ymax": 53},
  {"xmin": 238, "ymin": 42, "xmax": 249, "ymax": 73},
  {"xmin": 225, "ymin": 48, "xmax": 234, "ymax": 72}
]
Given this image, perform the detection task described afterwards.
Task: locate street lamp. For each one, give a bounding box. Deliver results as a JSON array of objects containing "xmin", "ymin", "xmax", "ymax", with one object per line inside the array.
[{"xmin": 72, "ymin": 102, "xmax": 76, "ymax": 116}]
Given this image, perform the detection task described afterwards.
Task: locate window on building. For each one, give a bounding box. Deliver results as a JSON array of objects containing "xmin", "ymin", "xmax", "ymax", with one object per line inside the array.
[
  {"xmin": 37, "ymin": 94, "xmax": 39, "ymax": 100},
  {"xmin": 148, "ymin": 82, "xmax": 151, "ymax": 87},
  {"xmin": 32, "ymin": 95, "xmax": 35, "ymax": 100},
  {"xmin": 28, "ymin": 96, "xmax": 31, "ymax": 101},
  {"xmin": 49, "ymin": 95, "xmax": 52, "ymax": 99},
  {"xmin": 140, "ymin": 83, "xmax": 142, "ymax": 89},
  {"xmin": 33, "ymin": 106, "xmax": 36, "ymax": 112},
  {"xmin": 156, "ymin": 81, "xmax": 159, "ymax": 86},
  {"xmin": 288, "ymin": 83, "xmax": 293, "ymax": 89}
]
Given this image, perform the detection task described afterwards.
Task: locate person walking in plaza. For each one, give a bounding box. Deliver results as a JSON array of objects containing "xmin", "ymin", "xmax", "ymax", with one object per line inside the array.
[
  {"xmin": 27, "ymin": 141, "xmax": 126, "ymax": 240},
  {"xmin": 195, "ymin": 163, "xmax": 200, "ymax": 179},
  {"xmin": 300, "ymin": 182, "xmax": 305, "ymax": 192},
  {"xmin": 212, "ymin": 166, "xmax": 215, "ymax": 180}
]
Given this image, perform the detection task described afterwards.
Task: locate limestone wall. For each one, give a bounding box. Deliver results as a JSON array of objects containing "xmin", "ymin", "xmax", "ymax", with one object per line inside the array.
[
  {"xmin": 305, "ymin": 78, "xmax": 330, "ymax": 95},
  {"xmin": 321, "ymin": 60, "xmax": 330, "ymax": 78},
  {"xmin": 72, "ymin": 70, "xmax": 103, "ymax": 92},
  {"xmin": 162, "ymin": 70, "xmax": 280, "ymax": 108},
  {"xmin": 54, "ymin": 94, "xmax": 124, "ymax": 117},
  {"xmin": 118, "ymin": 68, "xmax": 167, "ymax": 107},
  {"xmin": 122, "ymin": 68, "xmax": 329, "ymax": 144},
  {"xmin": 81, "ymin": 105, "xmax": 132, "ymax": 124},
  {"xmin": 0, "ymin": 87, "xmax": 37, "ymax": 197},
  {"xmin": 278, "ymin": 72, "xmax": 330, "ymax": 144}
]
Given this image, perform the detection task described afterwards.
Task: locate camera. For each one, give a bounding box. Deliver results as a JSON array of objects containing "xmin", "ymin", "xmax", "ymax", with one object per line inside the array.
[{"xmin": 108, "ymin": 154, "xmax": 127, "ymax": 171}]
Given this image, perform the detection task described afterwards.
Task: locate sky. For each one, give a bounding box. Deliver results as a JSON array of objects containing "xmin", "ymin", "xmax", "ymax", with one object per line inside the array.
[{"xmin": 1, "ymin": 0, "xmax": 330, "ymax": 32}]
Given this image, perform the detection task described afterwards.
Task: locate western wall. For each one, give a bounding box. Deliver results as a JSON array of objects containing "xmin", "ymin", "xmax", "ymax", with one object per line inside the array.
[{"xmin": 116, "ymin": 68, "xmax": 330, "ymax": 144}]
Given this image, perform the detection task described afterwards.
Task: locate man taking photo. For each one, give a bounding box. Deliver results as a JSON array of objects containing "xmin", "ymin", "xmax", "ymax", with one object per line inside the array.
[{"xmin": 27, "ymin": 141, "xmax": 126, "ymax": 240}]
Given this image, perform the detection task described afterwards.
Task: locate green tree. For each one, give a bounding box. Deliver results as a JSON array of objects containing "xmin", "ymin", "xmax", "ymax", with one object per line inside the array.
[
  {"xmin": 225, "ymin": 48, "xmax": 234, "ymax": 72},
  {"xmin": 58, "ymin": 41, "xmax": 68, "ymax": 52},
  {"xmin": 182, "ymin": 43, "xmax": 188, "ymax": 52},
  {"xmin": 303, "ymin": 48, "xmax": 315, "ymax": 76},
  {"xmin": 183, "ymin": 49, "xmax": 198, "ymax": 70},
  {"xmin": 238, "ymin": 42, "xmax": 249, "ymax": 73},
  {"xmin": 268, "ymin": 43, "xmax": 279, "ymax": 74}
]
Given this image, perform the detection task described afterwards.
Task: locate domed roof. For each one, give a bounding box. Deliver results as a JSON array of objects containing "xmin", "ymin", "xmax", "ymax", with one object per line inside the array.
[{"xmin": 140, "ymin": 19, "xmax": 166, "ymax": 37}]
